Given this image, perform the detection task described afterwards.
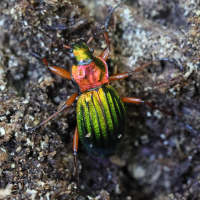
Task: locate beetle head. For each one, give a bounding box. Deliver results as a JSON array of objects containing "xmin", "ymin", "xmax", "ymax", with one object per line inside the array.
[{"xmin": 70, "ymin": 38, "xmax": 94, "ymax": 65}]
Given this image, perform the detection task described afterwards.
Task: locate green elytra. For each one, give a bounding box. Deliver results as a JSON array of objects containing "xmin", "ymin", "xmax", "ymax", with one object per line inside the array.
[{"xmin": 77, "ymin": 85, "xmax": 126, "ymax": 157}]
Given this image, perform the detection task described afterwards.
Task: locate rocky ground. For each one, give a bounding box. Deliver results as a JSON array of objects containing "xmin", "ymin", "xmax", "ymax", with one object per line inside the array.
[{"xmin": 0, "ymin": 0, "xmax": 200, "ymax": 199}]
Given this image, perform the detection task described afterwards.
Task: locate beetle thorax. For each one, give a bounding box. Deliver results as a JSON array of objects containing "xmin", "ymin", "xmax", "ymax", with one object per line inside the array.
[{"xmin": 71, "ymin": 57, "xmax": 109, "ymax": 93}]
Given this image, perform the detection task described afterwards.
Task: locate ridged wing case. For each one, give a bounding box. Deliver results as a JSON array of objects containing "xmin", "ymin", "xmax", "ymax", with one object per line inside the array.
[{"xmin": 77, "ymin": 85, "xmax": 126, "ymax": 156}]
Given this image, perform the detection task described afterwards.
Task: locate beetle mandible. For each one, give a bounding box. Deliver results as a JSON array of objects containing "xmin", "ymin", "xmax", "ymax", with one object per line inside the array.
[{"xmin": 28, "ymin": 0, "xmax": 197, "ymax": 193}]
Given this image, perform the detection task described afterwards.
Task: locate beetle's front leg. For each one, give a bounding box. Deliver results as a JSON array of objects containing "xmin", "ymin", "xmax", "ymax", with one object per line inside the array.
[
  {"xmin": 73, "ymin": 126, "xmax": 79, "ymax": 193},
  {"xmin": 30, "ymin": 52, "xmax": 72, "ymax": 80},
  {"xmin": 86, "ymin": 31, "xmax": 111, "ymax": 62},
  {"xmin": 98, "ymin": 31, "xmax": 111, "ymax": 61}
]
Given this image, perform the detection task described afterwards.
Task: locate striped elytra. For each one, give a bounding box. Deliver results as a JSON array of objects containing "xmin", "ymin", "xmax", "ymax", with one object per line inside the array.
[{"xmin": 77, "ymin": 85, "xmax": 126, "ymax": 157}]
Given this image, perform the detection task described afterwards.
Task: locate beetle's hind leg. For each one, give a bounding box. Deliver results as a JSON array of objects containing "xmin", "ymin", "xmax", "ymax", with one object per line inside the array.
[
  {"xmin": 30, "ymin": 51, "xmax": 72, "ymax": 80},
  {"xmin": 73, "ymin": 126, "xmax": 79, "ymax": 193},
  {"xmin": 122, "ymin": 97, "xmax": 174, "ymax": 116},
  {"xmin": 121, "ymin": 97, "xmax": 197, "ymax": 135}
]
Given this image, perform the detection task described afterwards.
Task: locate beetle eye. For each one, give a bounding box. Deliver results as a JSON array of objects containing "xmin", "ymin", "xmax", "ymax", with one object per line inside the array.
[
  {"xmin": 90, "ymin": 47, "xmax": 94, "ymax": 53},
  {"xmin": 70, "ymin": 53, "xmax": 75, "ymax": 58}
]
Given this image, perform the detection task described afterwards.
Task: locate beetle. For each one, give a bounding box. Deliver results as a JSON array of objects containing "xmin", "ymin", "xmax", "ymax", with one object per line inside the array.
[{"xmin": 28, "ymin": 0, "xmax": 197, "ymax": 193}]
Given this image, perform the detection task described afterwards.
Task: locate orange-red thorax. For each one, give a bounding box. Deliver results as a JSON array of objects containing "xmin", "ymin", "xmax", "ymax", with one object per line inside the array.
[{"xmin": 71, "ymin": 57, "xmax": 109, "ymax": 93}]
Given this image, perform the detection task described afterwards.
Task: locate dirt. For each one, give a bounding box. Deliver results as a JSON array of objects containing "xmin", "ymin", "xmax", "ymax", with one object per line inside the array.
[{"xmin": 0, "ymin": 0, "xmax": 200, "ymax": 199}]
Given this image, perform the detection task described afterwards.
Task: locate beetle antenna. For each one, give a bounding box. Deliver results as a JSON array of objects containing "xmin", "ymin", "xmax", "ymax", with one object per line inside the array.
[
  {"xmin": 87, "ymin": 0, "xmax": 127, "ymax": 44},
  {"xmin": 96, "ymin": 0, "xmax": 126, "ymax": 34}
]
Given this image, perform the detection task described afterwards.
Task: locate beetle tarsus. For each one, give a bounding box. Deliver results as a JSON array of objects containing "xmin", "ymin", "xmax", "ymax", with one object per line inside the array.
[
  {"xmin": 158, "ymin": 58, "xmax": 184, "ymax": 71},
  {"xmin": 30, "ymin": 51, "xmax": 43, "ymax": 59},
  {"xmin": 73, "ymin": 152, "xmax": 79, "ymax": 194},
  {"xmin": 175, "ymin": 116, "xmax": 197, "ymax": 135}
]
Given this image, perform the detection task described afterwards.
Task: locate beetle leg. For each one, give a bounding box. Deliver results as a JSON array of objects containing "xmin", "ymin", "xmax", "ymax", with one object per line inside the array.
[
  {"xmin": 73, "ymin": 126, "xmax": 79, "ymax": 193},
  {"xmin": 110, "ymin": 59, "xmax": 183, "ymax": 81},
  {"xmin": 27, "ymin": 93, "xmax": 78, "ymax": 132},
  {"xmin": 99, "ymin": 32, "xmax": 111, "ymax": 61},
  {"xmin": 63, "ymin": 44, "xmax": 72, "ymax": 49},
  {"xmin": 121, "ymin": 97, "xmax": 197, "ymax": 134},
  {"xmin": 121, "ymin": 97, "xmax": 174, "ymax": 116},
  {"xmin": 30, "ymin": 52, "xmax": 72, "ymax": 80},
  {"xmin": 87, "ymin": 31, "xmax": 111, "ymax": 61},
  {"xmin": 86, "ymin": 36, "xmax": 94, "ymax": 44}
]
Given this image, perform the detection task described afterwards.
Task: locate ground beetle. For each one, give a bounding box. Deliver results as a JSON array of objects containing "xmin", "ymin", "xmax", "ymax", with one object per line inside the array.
[{"xmin": 28, "ymin": 0, "xmax": 197, "ymax": 193}]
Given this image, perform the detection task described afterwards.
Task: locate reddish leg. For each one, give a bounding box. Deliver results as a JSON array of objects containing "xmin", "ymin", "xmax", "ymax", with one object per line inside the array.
[
  {"xmin": 110, "ymin": 59, "xmax": 183, "ymax": 81},
  {"xmin": 73, "ymin": 126, "xmax": 79, "ymax": 193},
  {"xmin": 98, "ymin": 31, "xmax": 111, "ymax": 61},
  {"xmin": 121, "ymin": 97, "xmax": 174, "ymax": 116},
  {"xmin": 30, "ymin": 52, "xmax": 72, "ymax": 80},
  {"xmin": 63, "ymin": 44, "xmax": 72, "ymax": 49},
  {"xmin": 27, "ymin": 93, "xmax": 78, "ymax": 132},
  {"xmin": 121, "ymin": 97, "xmax": 197, "ymax": 134},
  {"xmin": 86, "ymin": 36, "xmax": 93, "ymax": 44},
  {"xmin": 87, "ymin": 31, "xmax": 111, "ymax": 62}
]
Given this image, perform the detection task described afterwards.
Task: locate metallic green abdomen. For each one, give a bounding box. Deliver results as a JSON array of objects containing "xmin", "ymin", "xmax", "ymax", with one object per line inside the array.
[{"xmin": 77, "ymin": 85, "xmax": 126, "ymax": 156}]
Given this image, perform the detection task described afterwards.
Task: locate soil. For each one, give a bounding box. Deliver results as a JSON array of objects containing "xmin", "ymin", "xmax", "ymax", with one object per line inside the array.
[{"xmin": 0, "ymin": 0, "xmax": 200, "ymax": 199}]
